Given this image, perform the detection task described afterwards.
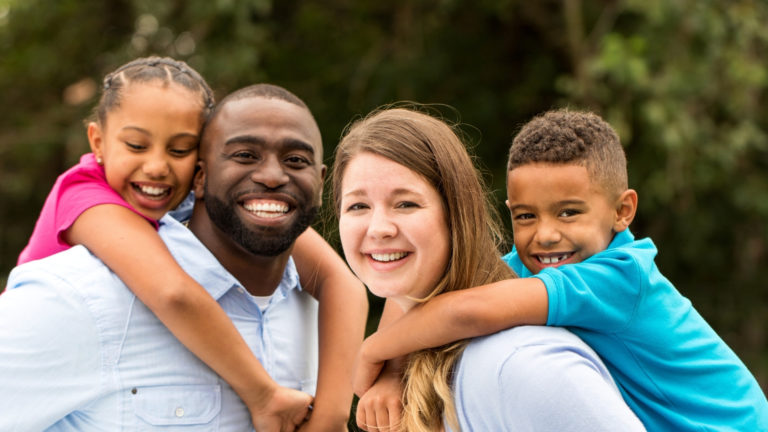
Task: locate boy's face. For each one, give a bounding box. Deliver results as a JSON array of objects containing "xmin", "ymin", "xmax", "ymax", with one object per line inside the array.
[{"xmin": 506, "ymin": 162, "xmax": 628, "ymax": 274}]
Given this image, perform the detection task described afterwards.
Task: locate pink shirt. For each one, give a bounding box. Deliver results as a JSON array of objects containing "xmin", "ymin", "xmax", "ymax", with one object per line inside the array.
[{"xmin": 18, "ymin": 153, "xmax": 158, "ymax": 264}]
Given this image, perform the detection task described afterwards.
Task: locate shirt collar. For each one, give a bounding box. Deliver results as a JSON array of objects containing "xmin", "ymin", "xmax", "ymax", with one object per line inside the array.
[{"xmin": 157, "ymin": 214, "xmax": 302, "ymax": 300}]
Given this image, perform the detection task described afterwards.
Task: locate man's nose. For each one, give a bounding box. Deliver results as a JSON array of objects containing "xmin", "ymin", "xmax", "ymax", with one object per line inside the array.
[{"xmin": 251, "ymin": 155, "xmax": 289, "ymax": 189}]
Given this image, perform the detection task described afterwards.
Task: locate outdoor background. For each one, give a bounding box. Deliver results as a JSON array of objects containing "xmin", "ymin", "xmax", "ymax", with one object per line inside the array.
[{"xmin": 1, "ymin": 0, "xmax": 766, "ymax": 409}]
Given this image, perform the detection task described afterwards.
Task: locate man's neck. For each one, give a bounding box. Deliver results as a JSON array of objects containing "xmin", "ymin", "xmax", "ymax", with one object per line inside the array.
[{"xmin": 187, "ymin": 208, "xmax": 291, "ymax": 297}]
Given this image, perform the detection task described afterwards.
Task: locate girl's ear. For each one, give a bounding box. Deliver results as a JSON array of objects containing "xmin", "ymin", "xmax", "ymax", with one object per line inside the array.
[
  {"xmin": 613, "ymin": 189, "xmax": 638, "ymax": 233},
  {"xmin": 193, "ymin": 160, "xmax": 206, "ymax": 198},
  {"xmin": 87, "ymin": 122, "xmax": 104, "ymax": 163}
]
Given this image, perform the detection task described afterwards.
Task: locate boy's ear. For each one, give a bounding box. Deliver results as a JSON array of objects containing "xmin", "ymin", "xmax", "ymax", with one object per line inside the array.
[
  {"xmin": 87, "ymin": 122, "xmax": 104, "ymax": 161},
  {"xmin": 613, "ymin": 189, "xmax": 638, "ymax": 233},
  {"xmin": 193, "ymin": 161, "xmax": 206, "ymax": 198}
]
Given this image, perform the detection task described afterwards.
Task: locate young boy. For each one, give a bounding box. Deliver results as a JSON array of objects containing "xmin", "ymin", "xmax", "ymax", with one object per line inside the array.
[{"xmin": 354, "ymin": 109, "xmax": 768, "ymax": 431}]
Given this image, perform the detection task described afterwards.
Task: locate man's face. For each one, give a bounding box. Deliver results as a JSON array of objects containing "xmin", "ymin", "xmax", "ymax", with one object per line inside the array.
[{"xmin": 195, "ymin": 96, "xmax": 325, "ymax": 257}]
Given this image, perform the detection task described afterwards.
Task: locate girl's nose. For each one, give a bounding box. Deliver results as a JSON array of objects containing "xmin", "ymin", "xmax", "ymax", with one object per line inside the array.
[{"xmin": 143, "ymin": 156, "xmax": 170, "ymax": 179}]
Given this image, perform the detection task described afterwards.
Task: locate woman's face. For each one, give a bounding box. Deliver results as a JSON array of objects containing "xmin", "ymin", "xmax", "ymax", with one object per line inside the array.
[{"xmin": 339, "ymin": 152, "xmax": 450, "ymax": 311}]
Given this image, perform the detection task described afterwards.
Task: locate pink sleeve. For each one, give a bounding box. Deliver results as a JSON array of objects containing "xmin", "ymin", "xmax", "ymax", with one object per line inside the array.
[{"xmin": 17, "ymin": 153, "xmax": 158, "ymax": 264}]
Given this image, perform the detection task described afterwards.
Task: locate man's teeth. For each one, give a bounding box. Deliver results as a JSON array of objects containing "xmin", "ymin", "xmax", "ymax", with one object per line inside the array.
[
  {"xmin": 539, "ymin": 254, "xmax": 571, "ymax": 264},
  {"xmin": 244, "ymin": 202, "xmax": 289, "ymax": 218},
  {"xmin": 139, "ymin": 185, "xmax": 169, "ymax": 196},
  {"xmin": 371, "ymin": 252, "xmax": 407, "ymax": 262}
]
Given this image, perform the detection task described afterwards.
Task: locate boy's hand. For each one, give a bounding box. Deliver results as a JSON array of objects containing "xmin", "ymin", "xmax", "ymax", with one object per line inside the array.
[
  {"xmin": 248, "ymin": 386, "xmax": 313, "ymax": 432},
  {"xmin": 353, "ymin": 340, "xmax": 385, "ymax": 397},
  {"xmin": 355, "ymin": 370, "xmax": 404, "ymax": 432}
]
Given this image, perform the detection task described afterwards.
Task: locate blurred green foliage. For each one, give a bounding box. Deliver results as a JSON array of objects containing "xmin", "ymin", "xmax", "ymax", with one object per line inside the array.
[{"xmin": 1, "ymin": 0, "xmax": 765, "ymax": 400}]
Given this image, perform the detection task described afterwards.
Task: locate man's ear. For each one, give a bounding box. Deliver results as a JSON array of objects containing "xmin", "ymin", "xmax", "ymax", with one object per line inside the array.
[
  {"xmin": 613, "ymin": 189, "xmax": 638, "ymax": 233},
  {"xmin": 193, "ymin": 160, "xmax": 206, "ymax": 199},
  {"xmin": 317, "ymin": 164, "xmax": 327, "ymax": 204},
  {"xmin": 87, "ymin": 122, "xmax": 104, "ymax": 162}
]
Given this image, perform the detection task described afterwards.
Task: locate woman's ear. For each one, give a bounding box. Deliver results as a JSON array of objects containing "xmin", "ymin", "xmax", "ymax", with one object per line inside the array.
[
  {"xmin": 87, "ymin": 122, "xmax": 104, "ymax": 164},
  {"xmin": 613, "ymin": 189, "xmax": 638, "ymax": 233},
  {"xmin": 193, "ymin": 160, "xmax": 206, "ymax": 198}
]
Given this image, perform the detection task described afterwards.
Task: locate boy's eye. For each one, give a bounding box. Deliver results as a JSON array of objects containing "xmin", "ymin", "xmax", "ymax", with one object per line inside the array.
[
  {"xmin": 514, "ymin": 213, "xmax": 535, "ymax": 221},
  {"xmin": 559, "ymin": 209, "xmax": 581, "ymax": 218}
]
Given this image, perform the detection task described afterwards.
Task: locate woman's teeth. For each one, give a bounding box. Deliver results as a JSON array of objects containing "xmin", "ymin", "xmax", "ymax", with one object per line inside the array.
[{"xmin": 371, "ymin": 252, "xmax": 408, "ymax": 262}]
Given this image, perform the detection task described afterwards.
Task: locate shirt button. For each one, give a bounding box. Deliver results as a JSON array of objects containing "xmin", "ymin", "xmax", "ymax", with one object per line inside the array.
[
  {"xmin": 175, "ymin": 407, "xmax": 184, "ymax": 417},
  {"xmin": 238, "ymin": 287, "xmax": 245, "ymax": 294}
]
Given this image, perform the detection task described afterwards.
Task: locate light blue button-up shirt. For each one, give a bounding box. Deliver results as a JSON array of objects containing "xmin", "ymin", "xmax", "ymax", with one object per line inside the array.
[{"xmin": 0, "ymin": 215, "xmax": 318, "ymax": 431}]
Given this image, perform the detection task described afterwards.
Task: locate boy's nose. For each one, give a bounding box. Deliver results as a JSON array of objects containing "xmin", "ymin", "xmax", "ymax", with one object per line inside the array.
[
  {"xmin": 250, "ymin": 156, "xmax": 289, "ymax": 189},
  {"xmin": 534, "ymin": 222, "xmax": 562, "ymax": 247}
]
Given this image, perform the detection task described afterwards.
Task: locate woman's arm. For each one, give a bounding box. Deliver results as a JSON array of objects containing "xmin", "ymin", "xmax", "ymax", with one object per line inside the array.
[
  {"xmin": 354, "ymin": 277, "xmax": 548, "ymax": 394},
  {"xmin": 292, "ymin": 228, "xmax": 368, "ymax": 431},
  {"xmin": 66, "ymin": 204, "xmax": 311, "ymax": 430}
]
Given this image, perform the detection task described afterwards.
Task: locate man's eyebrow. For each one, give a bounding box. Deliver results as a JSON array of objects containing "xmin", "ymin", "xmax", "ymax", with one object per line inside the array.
[{"xmin": 223, "ymin": 136, "xmax": 315, "ymax": 155}]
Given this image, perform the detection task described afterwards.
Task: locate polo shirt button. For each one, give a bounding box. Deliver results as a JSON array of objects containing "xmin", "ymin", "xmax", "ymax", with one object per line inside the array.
[{"xmin": 175, "ymin": 407, "xmax": 184, "ymax": 417}]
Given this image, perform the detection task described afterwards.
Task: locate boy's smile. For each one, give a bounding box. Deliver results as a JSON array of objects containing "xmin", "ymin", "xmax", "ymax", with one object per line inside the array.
[{"xmin": 506, "ymin": 162, "xmax": 634, "ymax": 274}]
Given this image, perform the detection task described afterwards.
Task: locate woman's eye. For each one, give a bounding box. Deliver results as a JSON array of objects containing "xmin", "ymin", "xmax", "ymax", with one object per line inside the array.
[
  {"xmin": 345, "ymin": 203, "xmax": 368, "ymax": 212},
  {"xmin": 396, "ymin": 201, "xmax": 419, "ymax": 209}
]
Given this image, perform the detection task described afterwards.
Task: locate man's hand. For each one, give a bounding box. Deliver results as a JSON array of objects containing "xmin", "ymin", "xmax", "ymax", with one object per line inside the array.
[
  {"xmin": 248, "ymin": 385, "xmax": 313, "ymax": 432},
  {"xmin": 355, "ymin": 370, "xmax": 404, "ymax": 432}
]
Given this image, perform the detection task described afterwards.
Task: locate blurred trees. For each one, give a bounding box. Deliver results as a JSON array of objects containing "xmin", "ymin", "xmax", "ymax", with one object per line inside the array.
[{"xmin": 1, "ymin": 0, "xmax": 765, "ymax": 392}]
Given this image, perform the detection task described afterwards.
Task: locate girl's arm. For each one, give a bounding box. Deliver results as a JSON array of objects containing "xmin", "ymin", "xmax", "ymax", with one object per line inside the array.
[
  {"xmin": 66, "ymin": 204, "xmax": 311, "ymax": 430},
  {"xmin": 292, "ymin": 228, "xmax": 368, "ymax": 432},
  {"xmin": 354, "ymin": 277, "xmax": 549, "ymax": 395}
]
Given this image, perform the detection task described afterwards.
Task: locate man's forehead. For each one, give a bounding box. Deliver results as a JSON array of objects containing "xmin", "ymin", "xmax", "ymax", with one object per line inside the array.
[{"xmin": 203, "ymin": 96, "xmax": 322, "ymax": 155}]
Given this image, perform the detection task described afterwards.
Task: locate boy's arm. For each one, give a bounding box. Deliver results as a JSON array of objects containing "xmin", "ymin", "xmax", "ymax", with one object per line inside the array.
[
  {"xmin": 66, "ymin": 204, "xmax": 312, "ymax": 430},
  {"xmin": 292, "ymin": 228, "xmax": 368, "ymax": 431},
  {"xmin": 354, "ymin": 277, "xmax": 548, "ymax": 394}
]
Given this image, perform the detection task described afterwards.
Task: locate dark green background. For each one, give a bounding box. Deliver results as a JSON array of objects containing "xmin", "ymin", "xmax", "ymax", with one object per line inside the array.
[{"xmin": 1, "ymin": 0, "xmax": 766, "ymax": 403}]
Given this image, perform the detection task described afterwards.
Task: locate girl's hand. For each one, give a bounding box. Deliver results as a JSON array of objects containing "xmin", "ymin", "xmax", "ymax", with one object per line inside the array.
[
  {"xmin": 355, "ymin": 370, "xmax": 404, "ymax": 432},
  {"xmin": 248, "ymin": 386, "xmax": 313, "ymax": 432},
  {"xmin": 352, "ymin": 340, "xmax": 385, "ymax": 397}
]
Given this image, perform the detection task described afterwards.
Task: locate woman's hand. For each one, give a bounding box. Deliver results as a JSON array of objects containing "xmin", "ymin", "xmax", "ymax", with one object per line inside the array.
[{"xmin": 355, "ymin": 367, "xmax": 404, "ymax": 432}]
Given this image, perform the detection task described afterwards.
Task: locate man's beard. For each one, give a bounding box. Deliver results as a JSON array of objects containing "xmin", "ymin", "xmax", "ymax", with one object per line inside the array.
[{"xmin": 204, "ymin": 192, "xmax": 319, "ymax": 257}]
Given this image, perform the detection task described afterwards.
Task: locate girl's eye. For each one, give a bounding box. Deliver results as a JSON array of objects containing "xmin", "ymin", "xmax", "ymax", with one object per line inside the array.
[
  {"xmin": 125, "ymin": 142, "xmax": 145, "ymax": 151},
  {"xmin": 170, "ymin": 148, "xmax": 195, "ymax": 157}
]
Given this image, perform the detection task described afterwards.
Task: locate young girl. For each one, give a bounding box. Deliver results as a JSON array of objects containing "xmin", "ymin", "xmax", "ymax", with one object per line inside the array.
[{"xmin": 18, "ymin": 56, "xmax": 365, "ymax": 431}]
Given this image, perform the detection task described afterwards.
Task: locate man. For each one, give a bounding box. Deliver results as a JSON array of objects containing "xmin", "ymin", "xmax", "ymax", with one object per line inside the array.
[{"xmin": 0, "ymin": 84, "xmax": 350, "ymax": 431}]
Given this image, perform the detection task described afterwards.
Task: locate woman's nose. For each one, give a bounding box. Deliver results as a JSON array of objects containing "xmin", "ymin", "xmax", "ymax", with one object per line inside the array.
[{"xmin": 367, "ymin": 208, "xmax": 397, "ymax": 239}]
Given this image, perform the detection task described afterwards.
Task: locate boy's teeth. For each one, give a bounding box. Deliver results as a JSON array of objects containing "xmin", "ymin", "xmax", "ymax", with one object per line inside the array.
[
  {"xmin": 371, "ymin": 252, "xmax": 407, "ymax": 262},
  {"xmin": 540, "ymin": 253, "xmax": 570, "ymax": 264}
]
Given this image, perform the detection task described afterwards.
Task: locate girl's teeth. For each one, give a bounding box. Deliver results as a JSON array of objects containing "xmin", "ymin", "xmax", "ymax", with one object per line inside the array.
[
  {"xmin": 140, "ymin": 185, "xmax": 168, "ymax": 196},
  {"xmin": 371, "ymin": 252, "xmax": 407, "ymax": 262}
]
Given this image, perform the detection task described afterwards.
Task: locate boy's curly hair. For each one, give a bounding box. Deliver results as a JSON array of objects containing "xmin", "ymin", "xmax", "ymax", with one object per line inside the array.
[{"xmin": 508, "ymin": 109, "xmax": 628, "ymax": 198}]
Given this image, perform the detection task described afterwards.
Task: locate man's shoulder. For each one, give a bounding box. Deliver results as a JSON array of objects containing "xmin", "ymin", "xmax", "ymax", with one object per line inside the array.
[{"xmin": 10, "ymin": 246, "xmax": 107, "ymax": 283}]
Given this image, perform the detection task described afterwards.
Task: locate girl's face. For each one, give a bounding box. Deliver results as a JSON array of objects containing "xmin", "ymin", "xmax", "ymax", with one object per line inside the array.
[
  {"xmin": 339, "ymin": 152, "xmax": 450, "ymax": 311},
  {"xmin": 88, "ymin": 81, "xmax": 203, "ymax": 220}
]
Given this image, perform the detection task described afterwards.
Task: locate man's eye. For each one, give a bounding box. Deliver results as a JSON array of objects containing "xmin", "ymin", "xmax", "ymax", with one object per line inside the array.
[{"xmin": 285, "ymin": 155, "xmax": 310, "ymax": 166}]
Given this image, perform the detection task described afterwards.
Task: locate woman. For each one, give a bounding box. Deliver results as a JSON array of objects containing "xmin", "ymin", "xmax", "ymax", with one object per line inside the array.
[{"xmin": 332, "ymin": 106, "xmax": 645, "ymax": 431}]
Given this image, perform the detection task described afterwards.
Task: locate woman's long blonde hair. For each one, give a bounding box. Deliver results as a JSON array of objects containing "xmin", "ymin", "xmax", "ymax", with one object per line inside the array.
[{"xmin": 332, "ymin": 106, "xmax": 516, "ymax": 431}]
